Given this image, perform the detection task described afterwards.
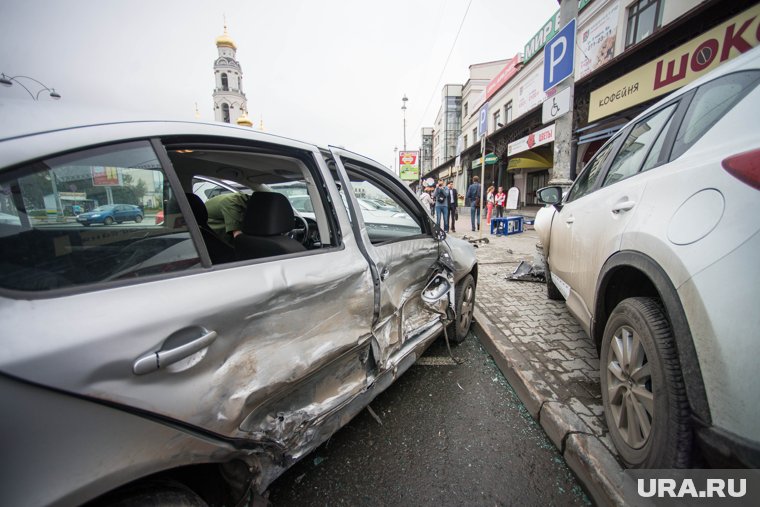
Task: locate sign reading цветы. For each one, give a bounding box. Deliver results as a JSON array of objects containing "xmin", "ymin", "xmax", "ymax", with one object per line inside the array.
[
  {"xmin": 589, "ymin": 3, "xmax": 760, "ymax": 121},
  {"xmin": 507, "ymin": 124, "xmax": 555, "ymax": 157}
]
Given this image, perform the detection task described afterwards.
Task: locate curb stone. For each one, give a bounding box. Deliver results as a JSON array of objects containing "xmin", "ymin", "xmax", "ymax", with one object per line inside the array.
[{"xmin": 474, "ymin": 306, "xmax": 627, "ymax": 506}]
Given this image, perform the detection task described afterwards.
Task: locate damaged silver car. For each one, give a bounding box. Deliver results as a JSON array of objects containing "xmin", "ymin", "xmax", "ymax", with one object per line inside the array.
[{"xmin": 0, "ymin": 103, "xmax": 477, "ymax": 506}]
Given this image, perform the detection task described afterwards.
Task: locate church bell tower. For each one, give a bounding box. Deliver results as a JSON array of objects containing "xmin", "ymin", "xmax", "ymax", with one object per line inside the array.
[{"xmin": 212, "ymin": 23, "xmax": 250, "ymax": 126}]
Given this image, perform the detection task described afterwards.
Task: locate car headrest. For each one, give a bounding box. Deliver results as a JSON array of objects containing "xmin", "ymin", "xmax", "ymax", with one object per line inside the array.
[
  {"xmin": 242, "ymin": 192, "xmax": 294, "ymax": 236},
  {"xmin": 185, "ymin": 193, "xmax": 208, "ymax": 225}
]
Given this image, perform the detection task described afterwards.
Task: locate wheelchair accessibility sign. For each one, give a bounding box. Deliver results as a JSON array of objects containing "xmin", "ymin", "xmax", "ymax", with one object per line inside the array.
[{"xmin": 542, "ymin": 86, "xmax": 572, "ymax": 124}]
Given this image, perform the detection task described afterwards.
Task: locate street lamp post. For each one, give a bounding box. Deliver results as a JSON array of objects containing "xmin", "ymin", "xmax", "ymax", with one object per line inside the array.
[
  {"xmin": 401, "ymin": 94, "xmax": 408, "ymax": 151},
  {"xmin": 394, "ymin": 146, "xmax": 398, "ymax": 175},
  {"xmin": 0, "ymin": 73, "xmax": 61, "ymax": 100}
]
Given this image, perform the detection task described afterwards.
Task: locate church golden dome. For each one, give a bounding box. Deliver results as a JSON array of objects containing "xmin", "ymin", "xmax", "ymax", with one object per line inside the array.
[
  {"xmin": 216, "ymin": 25, "xmax": 237, "ymax": 50},
  {"xmin": 236, "ymin": 112, "xmax": 252, "ymax": 127}
]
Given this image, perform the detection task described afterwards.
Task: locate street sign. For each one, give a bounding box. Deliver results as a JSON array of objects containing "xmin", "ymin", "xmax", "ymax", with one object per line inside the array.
[
  {"xmin": 543, "ymin": 18, "xmax": 576, "ymax": 92},
  {"xmin": 478, "ymin": 102, "xmax": 489, "ymax": 139},
  {"xmin": 484, "ymin": 153, "xmax": 499, "ymax": 164},
  {"xmin": 542, "ymin": 86, "xmax": 572, "ymax": 123}
]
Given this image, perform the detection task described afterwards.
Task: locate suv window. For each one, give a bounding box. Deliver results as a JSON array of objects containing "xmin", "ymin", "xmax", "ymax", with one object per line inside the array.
[
  {"xmin": 0, "ymin": 141, "xmax": 200, "ymax": 292},
  {"xmin": 340, "ymin": 165, "xmax": 423, "ymax": 244},
  {"xmin": 602, "ymin": 103, "xmax": 677, "ymax": 187},
  {"xmin": 670, "ymin": 70, "xmax": 760, "ymax": 159},
  {"xmin": 567, "ymin": 141, "xmax": 615, "ymax": 202}
]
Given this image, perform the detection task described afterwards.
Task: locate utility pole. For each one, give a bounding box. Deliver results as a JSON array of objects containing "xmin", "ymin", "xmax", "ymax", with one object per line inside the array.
[
  {"xmin": 549, "ymin": 0, "xmax": 579, "ymax": 189},
  {"xmin": 401, "ymin": 95, "xmax": 408, "ymax": 151}
]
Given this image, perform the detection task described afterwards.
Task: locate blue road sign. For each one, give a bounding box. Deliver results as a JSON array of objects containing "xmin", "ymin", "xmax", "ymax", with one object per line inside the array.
[
  {"xmin": 543, "ymin": 18, "xmax": 575, "ymax": 92},
  {"xmin": 478, "ymin": 102, "xmax": 489, "ymax": 139}
]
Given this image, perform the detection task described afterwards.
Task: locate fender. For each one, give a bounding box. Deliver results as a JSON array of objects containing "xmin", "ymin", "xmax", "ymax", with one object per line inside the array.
[{"xmin": 594, "ymin": 250, "xmax": 710, "ymax": 425}]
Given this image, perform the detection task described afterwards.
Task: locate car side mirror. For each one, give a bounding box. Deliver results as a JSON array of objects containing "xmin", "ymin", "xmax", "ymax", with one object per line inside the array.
[
  {"xmin": 431, "ymin": 219, "xmax": 447, "ymax": 241},
  {"xmin": 536, "ymin": 186, "xmax": 563, "ymax": 210}
]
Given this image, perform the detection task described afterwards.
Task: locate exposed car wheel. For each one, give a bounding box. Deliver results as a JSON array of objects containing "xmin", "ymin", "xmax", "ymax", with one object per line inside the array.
[
  {"xmin": 104, "ymin": 216, "xmax": 114, "ymax": 226},
  {"xmin": 135, "ymin": 215, "xmax": 143, "ymax": 223},
  {"xmin": 93, "ymin": 479, "xmax": 207, "ymax": 506},
  {"xmin": 447, "ymin": 274, "xmax": 475, "ymax": 344},
  {"xmin": 600, "ymin": 297, "xmax": 692, "ymax": 468},
  {"xmin": 545, "ymin": 261, "xmax": 564, "ymax": 301}
]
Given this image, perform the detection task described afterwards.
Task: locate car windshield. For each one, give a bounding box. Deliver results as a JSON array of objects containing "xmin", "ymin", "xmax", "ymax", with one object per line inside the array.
[{"xmin": 92, "ymin": 205, "xmax": 115, "ymax": 212}]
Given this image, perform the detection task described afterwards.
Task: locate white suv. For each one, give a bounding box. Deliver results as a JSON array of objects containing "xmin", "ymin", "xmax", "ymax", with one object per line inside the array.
[{"xmin": 535, "ymin": 47, "xmax": 760, "ymax": 469}]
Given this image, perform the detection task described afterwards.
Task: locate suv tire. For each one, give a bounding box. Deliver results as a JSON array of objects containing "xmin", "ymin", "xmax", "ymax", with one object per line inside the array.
[{"xmin": 600, "ymin": 297, "xmax": 692, "ymax": 468}]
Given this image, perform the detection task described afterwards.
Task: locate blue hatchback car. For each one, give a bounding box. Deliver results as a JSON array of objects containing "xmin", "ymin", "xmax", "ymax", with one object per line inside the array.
[{"xmin": 76, "ymin": 204, "xmax": 143, "ymax": 226}]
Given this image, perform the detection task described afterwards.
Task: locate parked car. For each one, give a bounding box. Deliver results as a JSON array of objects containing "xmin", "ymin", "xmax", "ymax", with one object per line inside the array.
[
  {"xmin": 0, "ymin": 102, "xmax": 478, "ymax": 506},
  {"xmin": 534, "ymin": 47, "xmax": 760, "ymax": 469},
  {"xmin": 76, "ymin": 203, "xmax": 144, "ymax": 226}
]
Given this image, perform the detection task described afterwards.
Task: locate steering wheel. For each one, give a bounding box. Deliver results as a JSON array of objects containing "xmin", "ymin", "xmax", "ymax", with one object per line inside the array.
[{"xmin": 289, "ymin": 214, "xmax": 310, "ymax": 246}]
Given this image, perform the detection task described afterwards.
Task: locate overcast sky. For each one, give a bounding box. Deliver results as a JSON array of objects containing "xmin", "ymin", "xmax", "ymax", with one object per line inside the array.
[{"xmin": 1, "ymin": 0, "xmax": 558, "ymax": 167}]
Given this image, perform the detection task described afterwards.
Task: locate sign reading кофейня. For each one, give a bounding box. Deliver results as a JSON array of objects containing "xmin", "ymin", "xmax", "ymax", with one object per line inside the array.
[{"xmin": 589, "ymin": 3, "xmax": 760, "ymax": 122}]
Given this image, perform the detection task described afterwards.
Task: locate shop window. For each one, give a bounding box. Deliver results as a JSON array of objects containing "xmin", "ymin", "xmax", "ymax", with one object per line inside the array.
[{"xmin": 625, "ymin": 0, "xmax": 663, "ymax": 48}]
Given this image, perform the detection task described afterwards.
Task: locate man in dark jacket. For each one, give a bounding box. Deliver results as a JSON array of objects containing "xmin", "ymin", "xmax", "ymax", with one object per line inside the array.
[
  {"xmin": 465, "ymin": 176, "xmax": 482, "ymax": 231},
  {"xmin": 447, "ymin": 181, "xmax": 458, "ymax": 233},
  {"xmin": 433, "ymin": 179, "xmax": 450, "ymax": 232}
]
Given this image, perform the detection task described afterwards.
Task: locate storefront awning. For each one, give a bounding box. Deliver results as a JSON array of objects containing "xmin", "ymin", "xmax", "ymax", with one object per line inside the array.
[{"xmin": 507, "ymin": 150, "xmax": 552, "ymax": 171}]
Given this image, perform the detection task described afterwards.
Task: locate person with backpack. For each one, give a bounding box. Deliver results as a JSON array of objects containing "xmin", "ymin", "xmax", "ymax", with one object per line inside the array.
[
  {"xmin": 433, "ymin": 179, "xmax": 450, "ymax": 232},
  {"xmin": 465, "ymin": 176, "xmax": 482, "ymax": 231}
]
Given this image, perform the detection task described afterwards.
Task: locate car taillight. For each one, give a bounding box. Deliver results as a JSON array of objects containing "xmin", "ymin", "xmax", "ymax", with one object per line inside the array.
[{"xmin": 722, "ymin": 148, "xmax": 760, "ymax": 191}]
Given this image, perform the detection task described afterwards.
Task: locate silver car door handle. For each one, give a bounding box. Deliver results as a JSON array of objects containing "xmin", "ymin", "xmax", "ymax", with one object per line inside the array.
[
  {"xmin": 611, "ymin": 200, "xmax": 636, "ymax": 214},
  {"xmin": 565, "ymin": 216, "xmax": 575, "ymax": 224},
  {"xmin": 133, "ymin": 330, "xmax": 217, "ymax": 375},
  {"xmin": 380, "ymin": 267, "xmax": 390, "ymax": 281}
]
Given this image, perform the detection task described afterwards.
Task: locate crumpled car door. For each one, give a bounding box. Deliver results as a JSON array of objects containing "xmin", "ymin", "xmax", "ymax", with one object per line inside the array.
[{"xmin": 329, "ymin": 148, "xmax": 445, "ymax": 369}]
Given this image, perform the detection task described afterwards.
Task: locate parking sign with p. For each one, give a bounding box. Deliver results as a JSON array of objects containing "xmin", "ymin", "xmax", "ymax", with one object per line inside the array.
[{"xmin": 543, "ymin": 18, "xmax": 576, "ymax": 92}]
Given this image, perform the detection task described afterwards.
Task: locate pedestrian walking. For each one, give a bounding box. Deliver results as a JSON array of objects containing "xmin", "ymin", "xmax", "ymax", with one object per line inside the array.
[
  {"xmin": 465, "ymin": 176, "xmax": 482, "ymax": 231},
  {"xmin": 419, "ymin": 188, "xmax": 433, "ymax": 216},
  {"xmin": 486, "ymin": 185, "xmax": 495, "ymax": 226},
  {"xmin": 494, "ymin": 186, "xmax": 506, "ymax": 218},
  {"xmin": 447, "ymin": 181, "xmax": 458, "ymax": 233},
  {"xmin": 433, "ymin": 179, "xmax": 450, "ymax": 232}
]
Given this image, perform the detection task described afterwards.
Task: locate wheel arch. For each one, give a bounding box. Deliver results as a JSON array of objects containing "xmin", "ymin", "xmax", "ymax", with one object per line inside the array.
[{"xmin": 594, "ymin": 250, "xmax": 710, "ymax": 425}]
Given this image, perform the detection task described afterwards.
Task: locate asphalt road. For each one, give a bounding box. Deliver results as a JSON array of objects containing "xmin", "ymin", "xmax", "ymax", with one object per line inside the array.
[{"xmin": 266, "ymin": 333, "xmax": 591, "ymax": 506}]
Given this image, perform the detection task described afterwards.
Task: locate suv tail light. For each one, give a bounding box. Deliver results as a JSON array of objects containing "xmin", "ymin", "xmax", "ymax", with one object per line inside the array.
[{"xmin": 722, "ymin": 148, "xmax": 760, "ymax": 191}]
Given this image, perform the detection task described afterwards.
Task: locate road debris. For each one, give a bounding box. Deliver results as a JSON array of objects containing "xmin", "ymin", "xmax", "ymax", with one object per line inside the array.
[
  {"xmin": 505, "ymin": 260, "xmax": 546, "ymax": 283},
  {"xmin": 366, "ymin": 405, "xmax": 383, "ymax": 426}
]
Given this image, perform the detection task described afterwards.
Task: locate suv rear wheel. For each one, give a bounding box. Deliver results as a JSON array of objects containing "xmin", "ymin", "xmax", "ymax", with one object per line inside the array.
[{"xmin": 600, "ymin": 297, "xmax": 692, "ymax": 468}]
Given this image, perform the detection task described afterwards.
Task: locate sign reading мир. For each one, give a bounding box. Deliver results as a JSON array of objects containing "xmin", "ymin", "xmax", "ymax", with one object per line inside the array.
[
  {"xmin": 524, "ymin": 10, "xmax": 561, "ymax": 63},
  {"xmin": 589, "ymin": 3, "xmax": 760, "ymax": 121}
]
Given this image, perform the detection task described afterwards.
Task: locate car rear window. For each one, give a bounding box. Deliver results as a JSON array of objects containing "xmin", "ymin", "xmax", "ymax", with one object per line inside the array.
[
  {"xmin": 670, "ymin": 70, "xmax": 760, "ymax": 160},
  {"xmin": 0, "ymin": 141, "xmax": 200, "ymax": 293}
]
